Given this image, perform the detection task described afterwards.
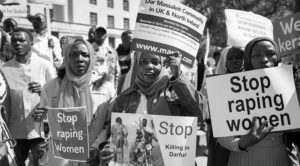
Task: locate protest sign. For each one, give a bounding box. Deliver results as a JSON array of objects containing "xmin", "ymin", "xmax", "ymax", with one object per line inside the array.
[
  {"xmin": 206, "ymin": 65, "xmax": 300, "ymax": 137},
  {"xmin": 0, "ymin": 4, "xmax": 27, "ymax": 17},
  {"xmin": 110, "ymin": 113, "xmax": 197, "ymax": 166},
  {"xmin": 225, "ymin": 9, "xmax": 273, "ymax": 48},
  {"xmin": 47, "ymin": 107, "xmax": 89, "ymax": 162},
  {"xmin": 273, "ymin": 12, "xmax": 300, "ymax": 57},
  {"xmin": 131, "ymin": 0, "xmax": 207, "ymax": 68},
  {"xmin": 27, "ymin": 0, "xmax": 66, "ymax": 5}
]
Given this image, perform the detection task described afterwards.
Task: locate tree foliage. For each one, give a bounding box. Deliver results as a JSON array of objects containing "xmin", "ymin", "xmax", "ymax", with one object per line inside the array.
[{"xmin": 183, "ymin": 0, "xmax": 295, "ymax": 47}]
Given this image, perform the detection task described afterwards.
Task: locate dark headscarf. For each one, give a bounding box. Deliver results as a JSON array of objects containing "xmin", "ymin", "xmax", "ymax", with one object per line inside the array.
[
  {"xmin": 244, "ymin": 37, "xmax": 279, "ymax": 71},
  {"xmin": 135, "ymin": 52, "xmax": 169, "ymax": 96}
]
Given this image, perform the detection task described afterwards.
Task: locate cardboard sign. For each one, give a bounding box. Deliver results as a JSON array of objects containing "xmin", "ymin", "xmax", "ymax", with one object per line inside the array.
[
  {"xmin": 273, "ymin": 12, "xmax": 300, "ymax": 57},
  {"xmin": 0, "ymin": 4, "xmax": 27, "ymax": 17},
  {"xmin": 110, "ymin": 113, "xmax": 197, "ymax": 166},
  {"xmin": 206, "ymin": 65, "xmax": 300, "ymax": 137},
  {"xmin": 131, "ymin": 0, "xmax": 207, "ymax": 68},
  {"xmin": 225, "ymin": 9, "xmax": 273, "ymax": 47},
  {"xmin": 47, "ymin": 107, "xmax": 89, "ymax": 162}
]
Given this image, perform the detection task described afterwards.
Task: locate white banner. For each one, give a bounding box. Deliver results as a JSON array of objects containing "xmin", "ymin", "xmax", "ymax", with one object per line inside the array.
[
  {"xmin": 0, "ymin": 4, "xmax": 27, "ymax": 17},
  {"xmin": 132, "ymin": 0, "xmax": 207, "ymax": 68},
  {"xmin": 27, "ymin": 0, "xmax": 66, "ymax": 5},
  {"xmin": 206, "ymin": 65, "xmax": 300, "ymax": 137},
  {"xmin": 110, "ymin": 113, "xmax": 197, "ymax": 166},
  {"xmin": 225, "ymin": 9, "xmax": 273, "ymax": 47}
]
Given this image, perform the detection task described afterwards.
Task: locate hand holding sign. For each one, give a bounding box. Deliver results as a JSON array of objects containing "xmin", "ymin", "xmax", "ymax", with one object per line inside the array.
[
  {"xmin": 86, "ymin": 147, "xmax": 100, "ymax": 166},
  {"xmin": 163, "ymin": 51, "xmax": 182, "ymax": 79},
  {"xmin": 238, "ymin": 117, "xmax": 274, "ymax": 150},
  {"xmin": 33, "ymin": 107, "xmax": 48, "ymax": 122}
]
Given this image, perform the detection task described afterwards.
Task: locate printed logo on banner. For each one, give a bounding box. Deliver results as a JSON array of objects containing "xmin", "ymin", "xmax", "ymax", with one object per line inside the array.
[
  {"xmin": 206, "ymin": 65, "xmax": 300, "ymax": 137},
  {"xmin": 273, "ymin": 12, "xmax": 300, "ymax": 57},
  {"xmin": 47, "ymin": 107, "xmax": 89, "ymax": 162},
  {"xmin": 110, "ymin": 113, "xmax": 197, "ymax": 166}
]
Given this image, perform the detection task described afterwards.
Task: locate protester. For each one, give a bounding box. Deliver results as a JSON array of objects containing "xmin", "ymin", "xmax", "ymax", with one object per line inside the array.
[
  {"xmin": 116, "ymin": 30, "xmax": 133, "ymax": 75},
  {"xmin": 1, "ymin": 27, "xmax": 55, "ymax": 166},
  {"xmin": 92, "ymin": 25, "xmax": 120, "ymax": 90},
  {"xmin": 104, "ymin": 51, "xmax": 203, "ymax": 165},
  {"xmin": 3, "ymin": 18, "xmax": 17, "ymax": 34},
  {"xmin": 0, "ymin": 67, "xmax": 17, "ymax": 166},
  {"xmin": 207, "ymin": 46, "xmax": 244, "ymax": 166},
  {"xmin": 215, "ymin": 46, "xmax": 244, "ymax": 74},
  {"xmin": 87, "ymin": 26, "xmax": 96, "ymax": 44},
  {"xmin": 34, "ymin": 39, "xmax": 115, "ymax": 166},
  {"xmin": 0, "ymin": 17, "xmax": 16, "ymax": 65},
  {"xmin": 28, "ymin": 13, "xmax": 63, "ymax": 69},
  {"xmin": 218, "ymin": 37, "xmax": 293, "ymax": 166}
]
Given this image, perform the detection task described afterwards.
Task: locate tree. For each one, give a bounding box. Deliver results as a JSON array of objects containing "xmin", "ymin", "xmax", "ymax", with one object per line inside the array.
[{"xmin": 183, "ymin": 0, "xmax": 295, "ymax": 47}]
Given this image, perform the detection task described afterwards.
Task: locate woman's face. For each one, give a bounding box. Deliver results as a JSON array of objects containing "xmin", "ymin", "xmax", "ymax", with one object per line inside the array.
[
  {"xmin": 226, "ymin": 49, "xmax": 244, "ymax": 73},
  {"xmin": 138, "ymin": 53, "xmax": 162, "ymax": 84},
  {"xmin": 69, "ymin": 43, "xmax": 90, "ymax": 76},
  {"xmin": 251, "ymin": 41, "xmax": 277, "ymax": 69}
]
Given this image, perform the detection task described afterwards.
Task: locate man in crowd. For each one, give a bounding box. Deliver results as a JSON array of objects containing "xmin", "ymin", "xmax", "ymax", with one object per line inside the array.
[
  {"xmin": 92, "ymin": 25, "xmax": 120, "ymax": 89},
  {"xmin": 1, "ymin": 28, "xmax": 55, "ymax": 166},
  {"xmin": 28, "ymin": 13, "xmax": 62, "ymax": 69},
  {"xmin": 87, "ymin": 26, "xmax": 96, "ymax": 44},
  {"xmin": 116, "ymin": 30, "xmax": 133, "ymax": 75}
]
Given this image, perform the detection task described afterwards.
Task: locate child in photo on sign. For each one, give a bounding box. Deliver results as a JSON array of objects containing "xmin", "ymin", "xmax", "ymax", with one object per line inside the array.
[
  {"xmin": 218, "ymin": 37, "xmax": 299, "ymax": 166},
  {"xmin": 207, "ymin": 46, "xmax": 244, "ymax": 166},
  {"xmin": 33, "ymin": 39, "xmax": 115, "ymax": 166}
]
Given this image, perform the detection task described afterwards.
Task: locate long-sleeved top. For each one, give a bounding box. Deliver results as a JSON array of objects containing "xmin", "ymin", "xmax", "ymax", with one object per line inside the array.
[
  {"xmin": 32, "ymin": 32, "xmax": 63, "ymax": 69},
  {"xmin": 40, "ymin": 77, "xmax": 115, "ymax": 166},
  {"xmin": 1, "ymin": 52, "xmax": 56, "ymax": 139},
  {"xmin": 218, "ymin": 133, "xmax": 291, "ymax": 166}
]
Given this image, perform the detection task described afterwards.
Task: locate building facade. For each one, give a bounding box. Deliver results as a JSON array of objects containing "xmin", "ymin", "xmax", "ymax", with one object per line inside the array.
[{"xmin": 1, "ymin": 0, "xmax": 139, "ymax": 48}]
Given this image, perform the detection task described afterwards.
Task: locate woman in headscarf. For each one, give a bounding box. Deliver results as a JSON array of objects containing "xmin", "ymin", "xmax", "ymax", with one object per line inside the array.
[
  {"xmin": 215, "ymin": 46, "xmax": 244, "ymax": 74},
  {"xmin": 218, "ymin": 37, "xmax": 294, "ymax": 166},
  {"xmin": 207, "ymin": 46, "xmax": 244, "ymax": 166},
  {"xmin": 108, "ymin": 51, "xmax": 202, "ymax": 165},
  {"xmin": 34, "ymin": 39, "xmax": 115, "ymax": 166}
]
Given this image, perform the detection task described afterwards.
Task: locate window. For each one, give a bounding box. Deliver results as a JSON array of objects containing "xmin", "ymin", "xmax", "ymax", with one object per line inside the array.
[
  {"xmin": 90, "ymin": 12, "xmax": 97, "ymax": 26},
  {"xmin": 49, "ymin": 9, "xmax": 54, "ymax": 20},
  {"xmin": 107, "ymin": 0, "xmax": 114, "ymax": 8},
  {"xmin": 107, "ymin": 15, "xmax": 114, "ymax": 28},
  {"xmin": 124, "ymin": 18, "xmax": 129, "ymax": 30},
  {"xmin": 109, "ymin": 37, "xmax": 115, "ymax": 48},
  {"xmin": 90, "ymin": 0, "xmax": 97, "ymax": 5},
  {"xmin": 123, "ymin": 0, "xmax": 129, "ymax": 11}
]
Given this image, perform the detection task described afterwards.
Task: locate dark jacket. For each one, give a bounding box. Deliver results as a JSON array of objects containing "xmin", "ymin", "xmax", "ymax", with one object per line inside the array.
[{"xmin": 112, "ymin": 74, "xmax": 203, "ymax": 118}]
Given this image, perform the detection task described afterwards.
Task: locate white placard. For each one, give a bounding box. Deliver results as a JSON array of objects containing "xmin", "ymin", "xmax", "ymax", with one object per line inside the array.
[
  {"xmin": 225, "ymin": 9, "xmax": 273, "ymax": 47},
  {"xmin": 206, "ymin": 65, "xmax": 300, "ymax": 137}
]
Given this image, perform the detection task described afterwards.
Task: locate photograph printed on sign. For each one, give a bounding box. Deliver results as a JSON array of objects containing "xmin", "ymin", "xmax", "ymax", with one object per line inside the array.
[{"xmin": 110, "ymin": 113, "xmax": 164, "ymax": 166}]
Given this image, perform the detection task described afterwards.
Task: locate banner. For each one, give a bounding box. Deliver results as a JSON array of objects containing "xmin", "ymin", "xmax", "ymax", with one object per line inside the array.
[
  {"xmin": 110, "ymin": 113, "xmax": 197, "ymax": 166},
  {"xmin": 131, "ymin": 0, "xmax": 207, "ymax": 68},
  {"xmin": 0, "ymin": 4, "xmax": 27, "ymax": 17},
  {"xmin": 206, "ymin": 65, "xmax": 300, "ymax": 137},
  {"xmin": 225, "ymin": 9, "xmax": 273, "ymax": 48},
  {"xmin": 27, "ymin": 0, "xmax": 66, "ymax": 5},
  {"xmin": 47, "ymin": 107, "xmax": 89, "ymax": 162},
  {"xmin": 273, "ymin": 12, "xmax": 300, "ymax": 57}
]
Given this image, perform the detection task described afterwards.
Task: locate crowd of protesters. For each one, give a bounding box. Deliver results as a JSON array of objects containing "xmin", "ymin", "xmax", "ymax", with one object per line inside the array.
[{"xmin": 0, "ymin": 6, "xmax": 298, "ymax": 166}]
